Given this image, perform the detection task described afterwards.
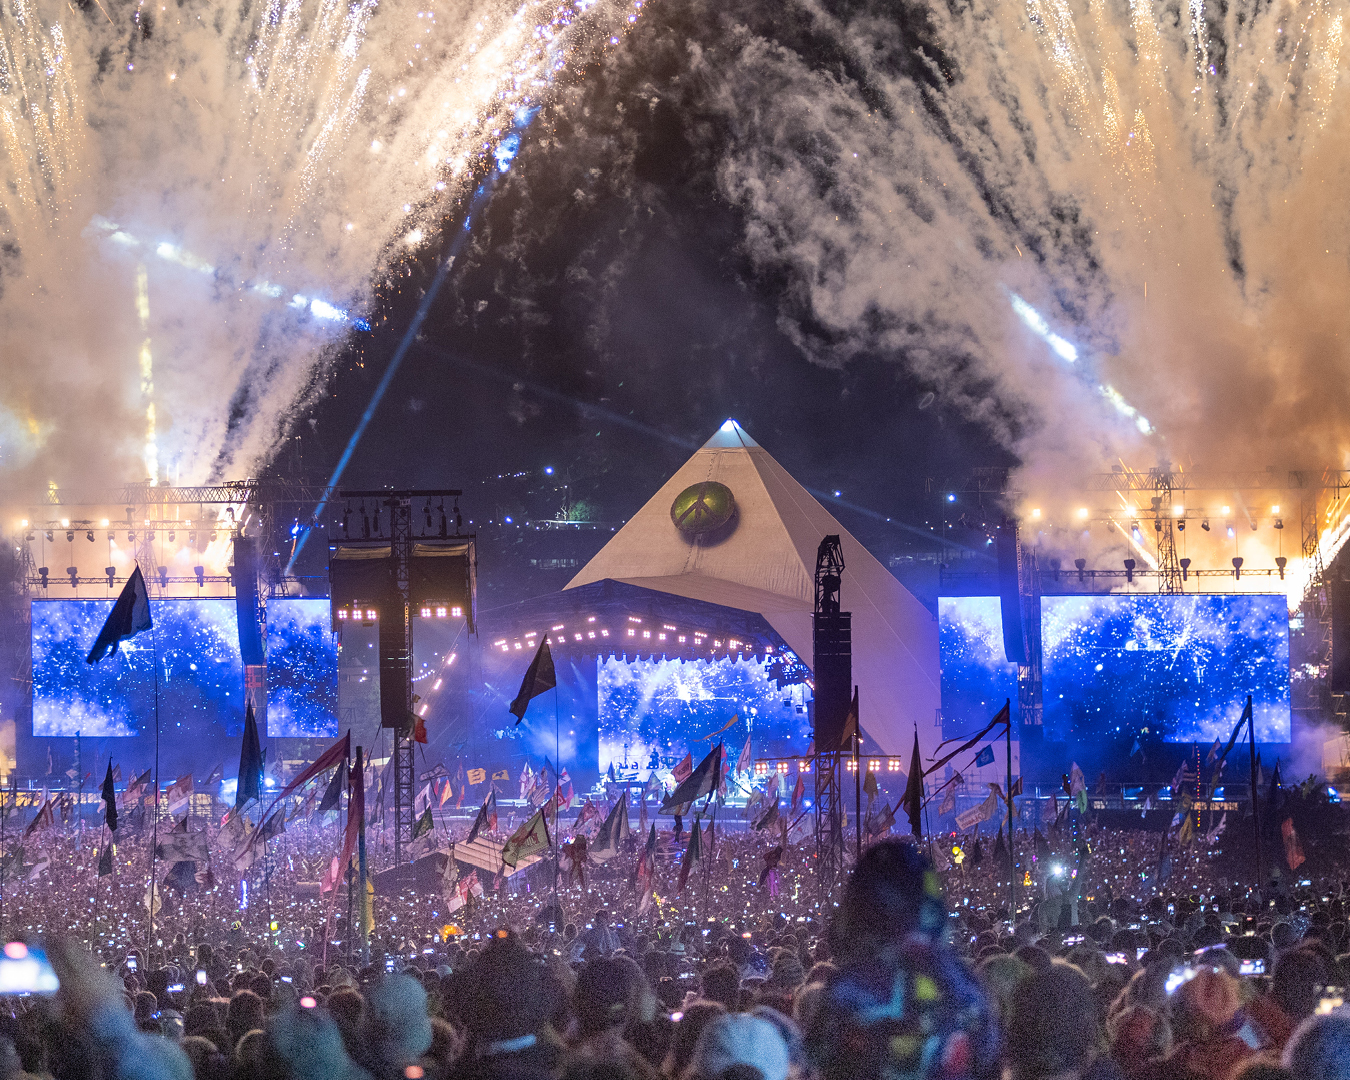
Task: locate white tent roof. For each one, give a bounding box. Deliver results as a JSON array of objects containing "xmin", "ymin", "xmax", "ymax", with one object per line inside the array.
[{"xmin": 566, "ymin": 419, "xmax": 940, "ymax": 756}]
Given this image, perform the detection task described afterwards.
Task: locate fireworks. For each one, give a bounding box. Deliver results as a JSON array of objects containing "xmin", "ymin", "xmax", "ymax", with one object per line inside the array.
[{"xmin": 0, "ymin": 0, "xmax": 643, "ymax": 490}]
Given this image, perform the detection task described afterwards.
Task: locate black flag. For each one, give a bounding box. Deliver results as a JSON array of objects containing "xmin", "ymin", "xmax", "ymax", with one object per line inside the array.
[
  {"xmin": 101, "ymin": 762, "xmax": 118, "ymax": 832},
  {"xmin": 661, "ymin": 743, "xmax": 723, "ymax": 811},
  {"xmin": 317, "ymin": 760, "xmax": 346, "ymax": 816},
  {"xmin": 510, "ymin": 637, "xmax": 556, "ymax": 723},
  {"xmin": 235, "ymin": 700, "xmax": 263, "ymax": 810},
  {"xmin": 902, "ymin": 730, "xmax": 924, "ymax": 837},
  {"xmin": 85, "ymin": 565, "xmax": 152, "ymax": 664},
  {"xmin": 97, "ymin": 843, "xmax": 113, "ymax": 877}
]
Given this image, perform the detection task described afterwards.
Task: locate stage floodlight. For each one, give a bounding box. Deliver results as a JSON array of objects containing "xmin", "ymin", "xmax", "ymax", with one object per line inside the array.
[
  {"xmin": 106, "ymin": 531, "xmax": 114, "ymax": 541},
  {"xmin": 65, "ymin": 530, "xmax": 73, "ymax": 542},
  {"xmin": 44, "ymin": 530, "xmax": 52, "ymax": 542},
  {"xmin": 1180, "ymin": 558, "xmax": 1191, "ymax": 581},
  {"xmin": 1275, "ymin": 519, "xmax": 1284, "ymax": 530},
  {"xmin": 1178, "ymin": 521, "xmax": 1185, "ymax": 532},
  {"xmin": 60, "ymin": 518, "xmax": 69, "ymax": 528},
  {"xmin": 1276, "ymin": 556, "xmax": 1287, "ymax": 580},
  {"xmin": 1075, "ymin": 557, "xmax": 1086, "ymax": 582},
  {"xmin": 168, "ymin": 531, "xmax": 175, "ymax": 542},
  {"xmin": 66, "ymin": 567, "xmax": 77, "ymax": 587},
  {"xmin": 85, "ymin": 531, "xmax": 93, "ymax": 542},
  {"xmin": 1226, "ymin": 525, "xmax": 1235, "ymax": 538},
  {"xmin": 104, "ymin": 567, "xmax": 115, "ymax": 587},
  {"xmin": 193, "ymin": 566, "xmax": 205, "ymax": 587},
  {"xmin": 24, "ymin": 533, "xmax": 32, "ymax": 542},
  {"xmin": 158, "ymin": 566, "xmax": 169, "ymax": 589},
  {"xmin": 1232, "ymin": 556, "xmax": 1243, "ymax": 579},
  {"xmin": 37, "ymin": 567, "xmax": 48, "ymax": 587},
  {"xmin": 1124, "ymin": 558, "xmax": 1135, "ymax": 583},
  {"xmin": 127, "ymin": 531, "xmax": 136, "ymax": 543},
  {"xmin": 1153, "ymin": 518, "xmax": 1161, "ymax": 532},
  {"xmin": 1250, "ymin": 521, "xmax": 1257, "ymax": 531},
  {"xmin": 146, "ymin": 530, "xmax": 155, "ymax": 541},
  {"xmin": 1201, "ymin": 520, "xmax": 1210, "ymax": 532},
  {"xmin": 1222, "ymin": 505, "xmax": 1231, "ymax": 515}
]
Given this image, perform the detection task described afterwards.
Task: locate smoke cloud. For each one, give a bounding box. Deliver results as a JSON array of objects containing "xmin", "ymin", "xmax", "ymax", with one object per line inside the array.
[{"xmin": 0, "ymin": 0, "xmax": 632, "ymax": 498}]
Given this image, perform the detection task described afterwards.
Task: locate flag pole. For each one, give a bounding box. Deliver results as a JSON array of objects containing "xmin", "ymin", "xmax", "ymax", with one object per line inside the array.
[
  {"xmin": 148, "ymin": 607, "xmax": 161, "ymax": 949},
  {"xmin": 552, "ymin": 680, "xmax": 561, "ymax": 921},
  {"xmin": 853, "ymin": 687, "xmax": 862, "ymax": 866},
  {"xmin": 357, "ymin": 745, "xmax": 369, "ymax": 966},
  {"xmin": 1006, "ymin": 701, "xmax": 1015, "ymax": 921},
  {"xmin": 1246, "ymin": 694, "xmax": 1262, "ymax": 889}
]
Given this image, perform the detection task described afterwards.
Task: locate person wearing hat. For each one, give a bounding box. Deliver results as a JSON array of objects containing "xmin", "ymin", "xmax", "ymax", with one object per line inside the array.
[{"xmin": 686, "ymin": 1013, "xmax": 791, "ymax": 1080}]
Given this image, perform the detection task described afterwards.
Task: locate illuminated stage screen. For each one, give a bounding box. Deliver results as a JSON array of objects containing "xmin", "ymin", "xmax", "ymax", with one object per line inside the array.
[
  {"xmin": 1041, "ymin": 594, "xmax": 1291, "ymax": 744},
  {"xmin": 32, "ymin": 599, "xmax": 243, "ymax": 738},
  {"xmin": 266, "ymin": 599, "xmax": 338, "ymax": 738},
  {"xmin": 597, "ymin": 654, "xmax": 811, "ymax": 773},
  {"xmin": 938, "ymin": 597, "xmax": 1019, "ymax": 739}
]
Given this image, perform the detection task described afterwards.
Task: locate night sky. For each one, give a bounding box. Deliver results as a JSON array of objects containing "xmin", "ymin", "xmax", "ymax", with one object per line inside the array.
[{"xmin": 281, "ymin": 0, "xmax": 1007, "ymax": 604}]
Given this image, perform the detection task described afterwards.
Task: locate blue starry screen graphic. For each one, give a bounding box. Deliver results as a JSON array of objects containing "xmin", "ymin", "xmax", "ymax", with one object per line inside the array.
[
  {"xmin": 265, "ymin": 599, "xmax": 338, "ymax": 738},
  {"xmin": 937, "ymin": 596, "xmax": 1019, "ymax": 739},
  {"xmin": 32, "ymin": 599, "xmax": 243, "ymax": 738},
  {"xmin": 597, "ymin": 654, "xmax": 811, "ymax": 775},
  {"xmin": 1040, "ymin": 594, "xmax": 1291, "ymax": 744}
]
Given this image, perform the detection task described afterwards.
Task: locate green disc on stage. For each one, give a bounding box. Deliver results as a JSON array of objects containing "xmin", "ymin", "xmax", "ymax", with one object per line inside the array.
[{"xmin": 670, "ymin": 481, "xmax": 736, "ymax": 535}]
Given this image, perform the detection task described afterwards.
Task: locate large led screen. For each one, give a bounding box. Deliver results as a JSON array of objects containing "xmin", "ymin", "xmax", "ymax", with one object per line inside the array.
[
  {"xmin": 266, "ymin": 599, "xmax": 338, "ymax": 738},
  {"xmin": 32, "ymin": 599, "xmax": 243, "ymax": 737},
  {"xmin": 1041, "ymin": 594, "xmax": 1291, "ymax": 744},
  {"xmin": 938, "ymin": 597, "xmax": 1019, "ymax": 740},
  {"xmin": 597, "ymin": 655, "xmax": 811, "ymax": 774}
]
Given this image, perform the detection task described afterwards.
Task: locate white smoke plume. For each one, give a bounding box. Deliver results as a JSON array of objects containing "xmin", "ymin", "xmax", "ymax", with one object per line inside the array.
[
  {"xmin": 685, "ymin": 0, "xmax": 1350, "ymax": 497},
  {"xmin": 0, "ymin": 0, "xmax": 636, "ymax": 498}
]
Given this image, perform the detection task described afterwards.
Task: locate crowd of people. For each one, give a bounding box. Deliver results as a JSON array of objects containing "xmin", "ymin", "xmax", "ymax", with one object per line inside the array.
[{"xmin": 0, "ymin": 790, "xmax": 1348, "ymax": 1080}]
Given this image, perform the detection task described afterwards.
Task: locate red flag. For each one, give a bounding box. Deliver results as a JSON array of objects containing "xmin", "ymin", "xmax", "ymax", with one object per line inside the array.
[
  {"xmin": 264, "ymin": 731, "xmax": 350, "ymax": 816},
  {"xmin": 413, "ymin": 714, "xmax": 428, "ymax": 744},
  {"xmin": 672, "ymin": 754, "xmax": 693, "ymax": 783},
  {"xmin": 322, "ymin": 755, "xmax": 364, "ymax": 895},
  {"xmin": 1282, "ymin": 817, "xmax": 1306, "ymax": 870},
  {"xmin": 677, "ymin": 817, "xmax": 702, "ymax": 892},
  {"xmin": 792, "ymin": 774, "xmax": 804, "ymax": 815}
]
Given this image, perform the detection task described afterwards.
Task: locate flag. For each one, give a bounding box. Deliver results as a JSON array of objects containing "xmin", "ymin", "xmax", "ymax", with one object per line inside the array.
[
  {"xmin": 124, "ymin": 769, "xmax": 151, "ymax": 803},
  {"xmin": 438, "ymin": 779, "xmax": 454, "ymax": 807},
  {"xmin": 1216, "ymin": 697, "xmax": 1254, "ymax": 768},
  {"xmin": 24, "ymin": 799, "xmax": 53, "ymax": 839},
  {"xmin": 27, "ymin": 855, "xmax": 49, "ymax": 882},
  {"xmin": 927, "ymin": 700, "xmax": 1010, "ymax": 775},
  {"xmin": 791, "ymin": 774, "xmax": 804, "ymax": 815},
  {"xmin": 267, "ymin": 732, "xmax": 350, "ymax": 813},
  {"xmin": 518, "ymin": 762, "xmax": 534, "ymax": 799},
  {"xmin": 955, "ymin": 788, "xmax": 998, "ymax": 831},
  {"xmin": 632, "ymin": 823, "xmax": 657, "ymax": 889},
  {"xmin": 662, "ymin": 744, "xmax": 722, "ymax": 811},
  {"xmin": 863, "ymin": 769, "xmax": 879, "ymax": 801},
  {"xmin": 166, "ymin": 774, "xmax": 193, "ymax": 816},
  {"xmin": 701, "ymin": 714, "xmax": 739, "ymax": 741},
  {"xmin": 85, "ymin": 565, "xmax": 152, "ymax": 664},
  {"xmin": 754, "ymin": 800, "xmax": 780, "ymax": 832},
  {"xmin": 203, "ymin": 762, "xmax": 224, "ymax": 787},
  {"xmin": 1281, "ymin": 817, "xmax": 1305, "ymax": 870},
  {"xmin": 235, "ymin": 700, "xmax": 263, "ymax": 810},
  {"xmin": 902, "ymin": 730, "xmax": 924, "ymax": 836},
  {"xmin": 939, "ymin": 785, "xmax": 956, "ymax": 816},
  {"xmin": 502, "ymin": 807, "xmax": 551, "ymax": 868},
  {"xmin": 466, "ymin": 793, "xmax": 493, "ymax": 844},
  {"xmin": 97, "ymin": 843, "xmax": 114, "ymax": 877},
  {"xmin": 840, "ymin": 687, "xmax": 859, "ymax": 747},
  {"xmin": 1206, "ymin": 738, "xmax": 1221, "ymax": 765},
  {"xmin": 1009, "ymin": 776, "xmax": 1023, "ymax": 798},
  {"xmin": 510, "ymin": 636, "xmax": 556, "ymax": 722},
  {"xmin": 156, "ymin": 830, "xmax": 209, "ymax": 864},
  {"xmin": 973, "ymin": 745, "xmax": 995, "ymax": 768},
  {"xmin": 467, "ymin": 768, "xmax": 486, "ymax": 786},
  {"xmin": 317, "ymin": 760, "xmax": 346, "ymax": 815},
  {"xmin": 321, "ymin": 756, "xmax": 364, "ymax": 895},
  {"xmin": 1171, "ymin": 760, "xmax": 1188, "ymax": 795},
  {"xmin": 491, "ymin": 768, "xmax": 510, "ymax": 782},
  {"xmin": 259, "ymin": 810, "xmax": 286, "ymax": 842},
  {"xmin": 671, "ymin": 754, "xmax": 693, "ymax": 783},
  {"xmin": 413, "ymin": 713, "xmax": 428, "ymax": 744},
  {"xmin": 1268, "ymin": 760, "xmax": 1284, "ymax": 815},
  {"xmin": 869, "ymin": 802, "xmax": 895, "ymax": 839},
  {"xmin": 1130, "ymin": 739, "xmax": 1142, "ymax": 758},
  {"xmin": 677, "ymin": 816, "xmax": 702, "ymax": 892},
  {"xmin": 1069, "ymin": 763, "xmax": 1086, "ymax": 795},
  {"xmin": 993, "ymin": 825, "xmax": 1006, "ymax": 862},
  {"xmin": 736, "ymin": 735, "xmax": 752, "ymax": 776},
  {"xmin": 100, "ymin": 763, "xmax": 118, "ymax": 832},
  {"xmin": 591, "ymin": 799, "xmax": 631, "ymax": 864}
]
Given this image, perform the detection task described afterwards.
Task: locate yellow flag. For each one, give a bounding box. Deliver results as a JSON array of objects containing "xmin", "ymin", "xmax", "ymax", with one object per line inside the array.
[{"xmin": 467, "ymin": 768, "xmax": 486, "ymax": 785}]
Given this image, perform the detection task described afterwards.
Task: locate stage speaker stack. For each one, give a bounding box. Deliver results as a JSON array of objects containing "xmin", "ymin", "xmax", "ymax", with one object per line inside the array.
[
  {"xmin": 1331, "ymin": 579, "xmax": 1350, "ymax": 694},
  {"xmin": 410, "ymin": 541, "xmax": 476, "ymax": 632},
  {"xmin": 996, "ymin": 521, "xmax": 1027, "ymax": 666},
  {"xmin": 812, "ymin": 611, "xmax": 852, "ymax": 749}
]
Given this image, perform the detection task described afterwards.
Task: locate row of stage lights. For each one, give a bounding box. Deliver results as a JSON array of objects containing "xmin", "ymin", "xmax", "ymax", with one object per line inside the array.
[
  {"xmin": 490, "ymin": 615, "xmax": 781, "ymax": 658},
  {"xmin": 34, "ymin": 565, "xmax": 208, "ymax": 589},
  {"xmin": 1065, "ymin": 555, "xmax": 1286, "ymax": 582},
  {"xmin": 1028, "ymin": 502, "xmax": 1285, "ymax": 534},
  {"xmin": 20, "ymin": 517, "xmax": 226, "ymax": 546},
  {"xmin": 334, "ymin": 604, "xmax": 464, "ymax": 622}
]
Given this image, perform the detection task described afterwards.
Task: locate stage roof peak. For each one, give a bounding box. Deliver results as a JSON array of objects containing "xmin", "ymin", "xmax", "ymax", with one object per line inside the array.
[
  {"xmin": 565, "ymin": 421, "xmax": 939, "ymax": 755},
  {"xmin": 702, "ymin": 419, "xmax": 760, "ymax": 450}
]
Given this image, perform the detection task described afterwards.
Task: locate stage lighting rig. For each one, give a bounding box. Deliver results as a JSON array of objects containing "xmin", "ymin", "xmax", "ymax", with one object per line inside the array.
[
  {"xmin": 1075, "ymin": 558, "xmax": 1086, "ymax": 581},
  {"xmin": 104, "ymin": 567, "xmax": 115, "ymax": 587},
  {"xmin": 128, "ymin": 532, "xmax": 136, "ymax": 544},
  {"xmin": 1232, "ymin": 557, "xmax": 1243, "ymax": 579},
  {"xmin": 1201, "ymin": 520, "xmax": 1210, "ymax": 531},
  {"xmin": 85, "ymin": 531, "xmax": 93, "ymax": 542},
  {"xmin": 1180, "ymin": 558, "xmax": 1191, "ymax": 580},
  {"xmin": 65, "ymin": 530, "xmax": 73, "ymax": 542},
  {"xmin": 1124, "ymin": 558, "xmax": 1135, "ymax": 583},
  {"xmin": 66, "ymin": 567, "xmax": 77, "ymax": 587},
  {"xmin": 158, "ymin": 566, "xmax": 169, "ymax": 589},
  {"xmin": 37, "ymin": 567, "xmax": 48, "ymax": 588},
  {"xmin": 194, "ymin": 566, "xmax": 205, "ymax": 587},
  {"xmin": 1276, "ymin": 556, "xmax": 1287, "ymax": 580}
]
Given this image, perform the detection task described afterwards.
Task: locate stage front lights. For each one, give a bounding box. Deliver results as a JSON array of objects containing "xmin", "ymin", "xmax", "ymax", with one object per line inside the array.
[
  {"xmin": 85, "ymin": 531, "xmax": 94, "ymax": 542},
  {"xmin": 65, "ymin": 530, "xmax": 73, "ymax": 542},
  {"xmin": 168, "ymin": 531, "xmax": 175, "ymax": 542},
  {"xmin": 1274, "ymin": 519, "xmax": 1284, "ymax": 530},
  {"xmin": 44, "ymin": 530, "xmax": 53, "ymax": 542},
  {"xmin": 1201, "ymin": 520, "xmax": 1211, "ymax": 532},
  {"xmin": 127, "ymin": 532, "xmax": 136, "ymax": 543}
]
